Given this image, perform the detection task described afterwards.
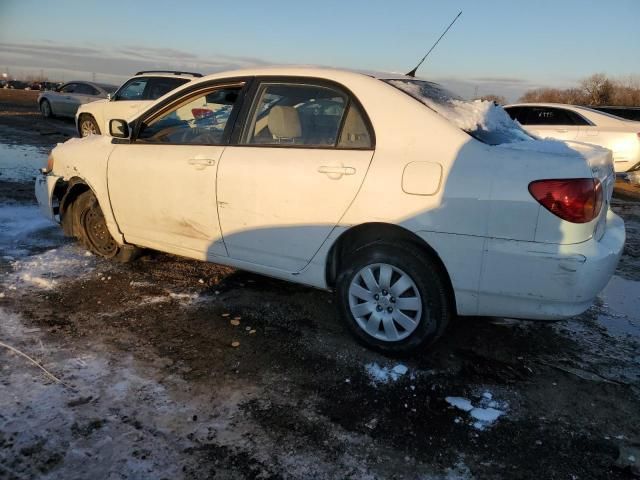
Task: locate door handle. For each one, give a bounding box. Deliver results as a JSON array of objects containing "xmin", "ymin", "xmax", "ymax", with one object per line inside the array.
[
  {"xmin": 555, "ymin": 129, "xmax": 569, "ymax": 133},
  {"xmin": 317, "ymin": 165, "xmax": 356, "ymax": 179},
  {"xmin": 188, "ymin": 157, "xmax": 216, "ymax": 169}
]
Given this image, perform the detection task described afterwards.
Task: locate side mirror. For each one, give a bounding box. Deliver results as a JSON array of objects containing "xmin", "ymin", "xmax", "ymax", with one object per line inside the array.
[
  {"xmin": 107, "ymin": 93, "xmax": 112, "ymax": 101},
  {"xmin": 109, "ymin": 119, "xmax": 130, "ymax": 139}
]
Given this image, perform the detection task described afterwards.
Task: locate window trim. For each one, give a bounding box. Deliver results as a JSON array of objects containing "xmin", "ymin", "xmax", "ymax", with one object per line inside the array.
[
  {"xmin": 230, "ymin": 76, "xmax": 375, "ymax": 151},
  {"xmin": 127, "ymin": 80, "xmax": 249, "ymax": 147}
]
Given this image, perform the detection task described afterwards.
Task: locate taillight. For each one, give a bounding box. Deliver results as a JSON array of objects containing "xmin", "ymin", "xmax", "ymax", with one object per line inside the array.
[{"xmin": 528, "ymin": 178, "xmax": 603, "ymax": 223}]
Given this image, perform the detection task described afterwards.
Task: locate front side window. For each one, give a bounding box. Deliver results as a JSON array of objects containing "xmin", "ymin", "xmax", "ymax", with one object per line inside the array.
[
  {"xmin": 137, "ymin": 85, "xmax": 242, "ymax": 145},
  {"xmin": 116, "ymin": 78, "xmax": 148, "ymax": 101},
  {"xmin": 60, "ymin": 83, "xmax": 76, "ymax": 94},
  {"xmin": 242, "ymin": 83, "xmax": 349, "ymax": 147}
]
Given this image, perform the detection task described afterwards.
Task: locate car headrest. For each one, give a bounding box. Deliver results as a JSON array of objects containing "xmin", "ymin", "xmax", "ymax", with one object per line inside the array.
[{"xmin": 268, "ymin": 106, "xmax": 301, "ymax": 139}]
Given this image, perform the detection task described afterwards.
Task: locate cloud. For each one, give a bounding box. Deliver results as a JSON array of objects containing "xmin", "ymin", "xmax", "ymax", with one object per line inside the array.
[{"xmin": 0, "ymin": 41, "xmax": 271, "ymax": 84}]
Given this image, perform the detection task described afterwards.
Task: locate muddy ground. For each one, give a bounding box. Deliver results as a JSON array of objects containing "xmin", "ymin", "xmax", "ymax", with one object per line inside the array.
[{"xmin": 0, "ymin": 90, "xmax": 639, "ymax": 479}]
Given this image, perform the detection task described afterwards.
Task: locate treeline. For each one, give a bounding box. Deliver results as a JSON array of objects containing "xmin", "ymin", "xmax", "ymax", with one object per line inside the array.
[{"xmin": 517, "ymin": 74, "xmax": 640, "ymax": 106}]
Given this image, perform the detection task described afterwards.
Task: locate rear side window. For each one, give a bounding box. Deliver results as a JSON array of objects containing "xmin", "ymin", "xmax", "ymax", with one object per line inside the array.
[
  {"xmin": 241, "ymin": 82, "xmax": 371, "ymax": 148},
  {"xmin": 243, "ymin": 83, "xmax": 346, "ymax": 146},
  {"xmin": 145, "ymin": 77, "xmax": 190, "ymax": 100},
  {"xmin": 75, "ymin": 84, "xmax": 99, "ymax": 96},
  {"xmin": 526, "ymin": 107, "xmax": 575, "ymax": 126}
]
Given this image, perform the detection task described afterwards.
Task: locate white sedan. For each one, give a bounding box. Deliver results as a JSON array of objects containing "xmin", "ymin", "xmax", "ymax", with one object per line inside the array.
[
  {"xmin": 75, "ymin": 71, "xmax": 201, "ymax": 137},
  {"xmin": 504, "ymin": 103, "xmax": 640, "ymax": 172},
  {"xmin": 36, "ymin": 67, "xmax": 625, "ymax": 353}
]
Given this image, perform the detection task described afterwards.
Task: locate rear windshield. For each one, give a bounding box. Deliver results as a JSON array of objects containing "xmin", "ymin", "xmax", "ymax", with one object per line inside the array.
[{"xmin": 385, "ymin": 79, "xmax": 532, "ymax": 145}]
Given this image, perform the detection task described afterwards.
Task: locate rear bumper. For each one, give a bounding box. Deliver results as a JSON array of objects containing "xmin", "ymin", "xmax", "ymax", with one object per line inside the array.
[
  {"xmin": 34, "ymin": 173, "xmax": 61, "ymax": 222},
  {"xmin": 476, "ymin": 209, "xmax": 625, "ymax": 319}
]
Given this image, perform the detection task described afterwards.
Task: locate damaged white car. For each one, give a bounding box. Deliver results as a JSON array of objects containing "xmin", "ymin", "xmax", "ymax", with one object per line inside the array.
[{"xmin": 36, "ymin": 67, "xmax": 625, "ymax": 353}]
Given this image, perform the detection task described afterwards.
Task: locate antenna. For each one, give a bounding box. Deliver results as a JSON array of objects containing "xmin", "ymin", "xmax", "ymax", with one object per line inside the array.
[{"xmin": 406, "ymin": 11, "xmax": 462, "ymax": 77}]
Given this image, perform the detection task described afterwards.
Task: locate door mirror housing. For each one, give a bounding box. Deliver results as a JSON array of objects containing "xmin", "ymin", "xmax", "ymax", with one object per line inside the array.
[
  {"xmin": 107, "ymin": 93, "xmax": 112, "ymax": 101},
  {"xmin": 109, "ymin": 119, "xmax": 130, "ymax": 139}
]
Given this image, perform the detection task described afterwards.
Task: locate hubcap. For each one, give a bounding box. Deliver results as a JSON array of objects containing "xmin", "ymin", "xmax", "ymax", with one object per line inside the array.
[
  {"xmin": 81, "ymin": 120, "xmax": 97, "ymax": 137},
  {"xmin": 348, "ymin": 263, "xmax": 422, "ymax": 342},
  {"xmin": 83, "ymin": 204, "xmax": 117, "ymax": 257},
  {"xmin": 41, "ymin": 102, "xmax": 50, "ymax": 116}
]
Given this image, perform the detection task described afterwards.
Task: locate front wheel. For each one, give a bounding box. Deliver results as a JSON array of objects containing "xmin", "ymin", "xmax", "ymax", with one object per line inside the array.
[
  {"xmin": 40, "ymin": 99, "xmax": 53, "ymax": 118},
  {"xmin": 72, "ymin": 191, "xmax": 140, "ymax": 262},
  {"xmin": 336, "ymin": 242, "xmax": 451, "ymax": 355},
  {"xmin": 78, "ymin": 115, "xmax": 101, "ymax": 137}
]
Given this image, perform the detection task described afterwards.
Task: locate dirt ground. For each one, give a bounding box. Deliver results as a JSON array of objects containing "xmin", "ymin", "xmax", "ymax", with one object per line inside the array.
[{"xmin": 1, "ymin": 91, "xmax": 639, "ymax": 480}]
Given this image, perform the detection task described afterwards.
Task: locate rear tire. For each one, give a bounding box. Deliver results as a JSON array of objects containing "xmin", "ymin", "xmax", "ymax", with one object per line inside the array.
[
  {"xmin": 40, "ymin": 99, "xmax": 53, "ymax": 118},
  {"xmin": 72, "ymin": 191, "xmax": 140, "ymax": 262},
  {"xmin": 336, "ymin": 241, "xmax": 451, "ymax": 355},
  {"xmin": 78, "ymin": 115, "xmax": 100, "ymax": 137}
]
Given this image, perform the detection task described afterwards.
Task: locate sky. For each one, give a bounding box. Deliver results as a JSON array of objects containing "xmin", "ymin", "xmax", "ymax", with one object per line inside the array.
[{"xmin": 1, "ymin": 0, "xmax": 639, "ymax": 101}]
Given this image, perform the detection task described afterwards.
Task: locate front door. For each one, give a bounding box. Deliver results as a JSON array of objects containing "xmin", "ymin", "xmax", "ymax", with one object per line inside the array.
[
  {"xmin": 217, "ymin": 80, "xmax": 375, "ymax": 272},
  {"xmin": 107, "ymin": 82, "xmax": 246, "ymax": 259}
]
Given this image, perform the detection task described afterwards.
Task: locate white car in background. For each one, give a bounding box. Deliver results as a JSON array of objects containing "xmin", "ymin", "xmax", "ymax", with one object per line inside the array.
[
  {"xmin": 36, "ymin": 67, "xmax": 624, "ymax": 353},
  {"xmin": 504, "ymin": 103, "xmax": 640, "ymax": 172},
  {"xmin": 75, "ymin": 70, "xmax": 202, "ymax": 137}
]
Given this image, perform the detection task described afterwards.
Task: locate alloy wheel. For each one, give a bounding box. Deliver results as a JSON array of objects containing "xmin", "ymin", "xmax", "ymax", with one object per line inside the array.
[{"xmin": 348, "ymin": 263, "xmax": 422, "ymax": 342}]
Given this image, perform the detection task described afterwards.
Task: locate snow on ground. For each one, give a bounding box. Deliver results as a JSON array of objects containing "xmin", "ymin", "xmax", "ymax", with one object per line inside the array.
[
  {"xmin": 0, "ymin": 201, "xmax": 95, "ymax": 291},
  {"xmin": 0, "ymin": 203, "xmax": 62, "ymax": 257},
  {"xmin": 6, "ymin": 245, "xmax": 95, "ymax": 290},
  {"xmin": 365, "ymin": 362, "xmax": 409, "ymax": 384},
  {"xmin": 446, "ymin": 391, "xmax": 508, "ymax": 430},
  {"xmin": 0, "ymin": 143, "xmax": 48, "ymax": 182}
]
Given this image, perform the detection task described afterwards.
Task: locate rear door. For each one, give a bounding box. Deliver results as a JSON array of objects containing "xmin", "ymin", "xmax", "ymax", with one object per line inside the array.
[{"xmin": 217, "ymin": 79, "xmax": 375, "ymax": 272}]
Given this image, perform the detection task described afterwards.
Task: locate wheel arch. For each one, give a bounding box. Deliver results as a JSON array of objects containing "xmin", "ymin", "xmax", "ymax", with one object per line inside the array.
[
  {"xmin": 39, "ymin": 97, "xmax": 52, "ymax": 115},
  {"xmin": 59, "ymin": 177, "xmax": 92, "ymax": 236},
  {"xmin": 77, "ymin": 112, "xmax": 99, "ymax": 136},
  {"xmin": 325, "ymin": 222, "xmax": 457, "ymax": 314}
]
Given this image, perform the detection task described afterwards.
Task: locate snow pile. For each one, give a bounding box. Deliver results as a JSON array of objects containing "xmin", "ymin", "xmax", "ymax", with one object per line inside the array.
[
  {"xmin": 0, "ymin": 204, "xmax": 61, "ymax": 257},
  {"xmin": 365, "ymin": 362, "xmax": 409, "ymax": 384},
  {"xmin": 389, "ymin": 79, "xmax": 530, "ymax": 144},
  {"xmin": 7, "ymin": 245, "xmax": 95, "ymax": 290},
  {"xmin": 445, "ymin": 391, "xmax": 508, "ymax": 430}
]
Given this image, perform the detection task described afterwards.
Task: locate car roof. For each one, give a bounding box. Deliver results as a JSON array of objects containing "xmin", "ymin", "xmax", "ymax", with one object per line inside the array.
[{"xmin": 190, "ymin": 65, "xmax": 418, "ymax": 84}]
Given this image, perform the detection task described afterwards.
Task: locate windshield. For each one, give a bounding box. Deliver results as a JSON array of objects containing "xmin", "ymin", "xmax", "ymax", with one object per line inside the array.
[{"xmin": 385, "ymin": 79, "xmax": 532, "ymax": 145}]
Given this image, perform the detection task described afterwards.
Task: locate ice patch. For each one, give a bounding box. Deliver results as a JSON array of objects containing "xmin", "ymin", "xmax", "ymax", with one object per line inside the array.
[
  {"xmin": 365, "ymin": 363, "xmax": 409, "ymax": 384},
  {"xmin": 7, "ymin": 245, "xmax": 96, "ymax": 290},
  {"xmin": 445, "ymin": 396, "xmax": 473, "ymax": 412},
  {"xmin": 445, "ymin": 392, "xmax": 507, "ymax": 430},
  {"xmin": 596, "ymin": 276, "xmax": 640, "ymax": 338},
  {"xmin": 469, "ymin": 407, "xmax": 504, "ymax": 430},
  {"xmin": 0, "ymin": 143, "xmax": 48, "ymax": 182}
]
